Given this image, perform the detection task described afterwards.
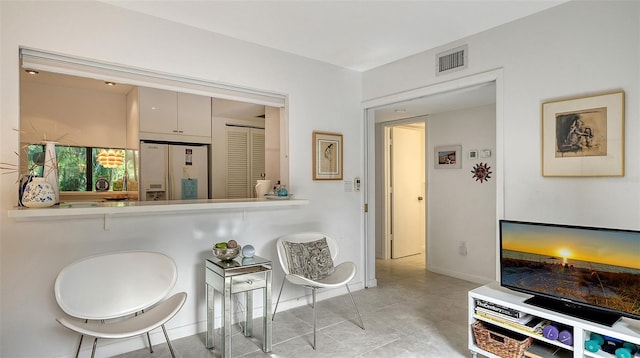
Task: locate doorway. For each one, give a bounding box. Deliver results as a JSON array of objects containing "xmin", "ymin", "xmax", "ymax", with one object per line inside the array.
[
  {"xmin": 378, "ymin": 121, "xmax": 426, "ymax": 261},
  {"xmin": 363, "ymin": 70, "xmax": 504, "ymax": 288}
]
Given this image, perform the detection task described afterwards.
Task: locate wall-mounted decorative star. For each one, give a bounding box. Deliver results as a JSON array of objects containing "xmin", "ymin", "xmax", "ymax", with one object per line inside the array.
[{"xmin": 471, "ymin": 162, "xmax": 492, "ymax": 183}]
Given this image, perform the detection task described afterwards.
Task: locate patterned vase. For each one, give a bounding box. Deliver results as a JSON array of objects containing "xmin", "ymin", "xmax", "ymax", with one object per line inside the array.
[
  {"xmin": 18, "ymin": 174, "xmax": 34, "ymax": 207},
  {"xmin": 43, "ymin": 141, "xmax": 60, "ymax": 204},
  {"xmin": 21, "ymin": 177, "xmax": 56, "ymax": 208}
]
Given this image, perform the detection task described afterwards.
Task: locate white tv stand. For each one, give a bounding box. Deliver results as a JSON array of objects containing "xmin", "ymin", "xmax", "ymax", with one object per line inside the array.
[{"xmin": 468, "ymin": 282, "xmax": 640, "ymax": 358}]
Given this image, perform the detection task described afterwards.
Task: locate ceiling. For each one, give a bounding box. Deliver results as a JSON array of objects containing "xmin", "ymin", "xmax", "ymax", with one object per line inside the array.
[
  {"xmin": 374, "ymin": 82, "xmax": 496, "ymax": 123},
  {"xmin": 104, "ymin": 0, "xmax": 566, "ymax": 72},
  {"xmin": 102, "ymin": 0, "xmax": 565, "ymax": 121},
  {"xmin": 27, "ymin": 1, "xmax": 566, "ymax": 121}
]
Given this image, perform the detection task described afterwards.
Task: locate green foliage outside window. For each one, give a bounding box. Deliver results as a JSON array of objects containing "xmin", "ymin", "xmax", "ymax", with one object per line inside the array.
[{"xmin": 26, "ymin": 144, "xmax": 127, "ymax": 192}]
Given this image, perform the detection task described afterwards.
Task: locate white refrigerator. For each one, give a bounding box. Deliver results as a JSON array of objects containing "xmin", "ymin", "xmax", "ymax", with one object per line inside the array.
[{"xmin": 140, "ymin": 141, "xmax": 209, "ymax": 201}]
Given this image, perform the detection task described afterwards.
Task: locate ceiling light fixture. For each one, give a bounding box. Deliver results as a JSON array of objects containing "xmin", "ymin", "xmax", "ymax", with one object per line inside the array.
[
  {"xmin": 25, "ymin": 69, "xmax": 39, "ymax": 75},
  {"xmin": 104, "ymin": 81, "xmax": 117, "ymax": 86},
  {"xmin": 97, "ymin": 149, "xmax": 124, "ymax": 168}
]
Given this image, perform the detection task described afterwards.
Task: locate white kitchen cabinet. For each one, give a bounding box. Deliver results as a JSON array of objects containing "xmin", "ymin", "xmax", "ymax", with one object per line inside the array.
[
  {"xmin": 177, "ymin": 92, "xmax": 212, "ymax": 137},
  {"xmin": 138, "ymin": 87, "xmax": 177, "ymax": 135},
  {"xmin": 134, "ymin": 87, "xmax": 212, "ymax": 143},
  {"xmin": 468, "ymin": 283, "xmax": 640, "ymax": 358}
]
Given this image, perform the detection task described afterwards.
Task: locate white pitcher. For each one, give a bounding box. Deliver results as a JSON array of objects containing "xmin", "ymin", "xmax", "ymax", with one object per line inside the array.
[{"xmin": 255, "ymin": 180, "xmax": 272, "ymax": 198}]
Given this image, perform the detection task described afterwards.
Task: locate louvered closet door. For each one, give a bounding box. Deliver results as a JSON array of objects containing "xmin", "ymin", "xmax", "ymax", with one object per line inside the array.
[
  {"xmin": 250, "ymin": 130, "xmax": 265, "ymax": 196},
  {"xmin": 226, "ymin": 127, "xmax": 265, "ymax": 198},
  {"xmin": 226, "ymin": 128, "xmax": 250, "ymax": 198}
]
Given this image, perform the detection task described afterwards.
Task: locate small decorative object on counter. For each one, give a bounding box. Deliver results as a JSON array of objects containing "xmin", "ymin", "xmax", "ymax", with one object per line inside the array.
[
  {"xmin": 277, "ymin": 184, "xmax": 288, "ymax": 197},
  {"xmin": 255, "ymin": 179, "xmax": 272, "ymax": 198},
  {"xmin": 213, "ymin": 240, "xmax": 241, "ymax": 261},
  {"xmin": 18, "ymin": 174, "xmax": 34, "ymax": 207},
  {"xmin": 112, "ymin": 179, "xmax": 123, "ymax": 191},
  {"xmin": 242, "ymin": 244, "xmax": 255, "ymax": 258},
  {"xmin": 43, "ymin": 141, "xmax": 60, "ymax": 204},
  {"xmin": 95, "ymin": 176, "xmax": 109, "ymax": 192},
  {"xmin": 21, "ymin": 177, "xmax": 56, "ymax": 208}
]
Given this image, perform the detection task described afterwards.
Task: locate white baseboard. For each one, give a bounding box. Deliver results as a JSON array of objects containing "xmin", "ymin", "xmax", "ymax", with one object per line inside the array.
[
  {"xmin": 365, "ymin": 278, "xmax": 378, "ymax": 288},
  {"xmin": 71, "ymin": 323, "xmax": 201, "ymax": 358},
  {"xmin": 427, "ymin": 265, "xmax": 493, "ymax": 285}
]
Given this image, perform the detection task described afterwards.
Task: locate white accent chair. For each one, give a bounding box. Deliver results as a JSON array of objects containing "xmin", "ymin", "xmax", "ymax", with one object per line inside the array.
[
  {"xmin": 272, "ymin": 232, "xmax": 364, "ymax": 349},
  {"xmin": 54, "ymin": 251, "xmax": 187, "ymax": 358}
]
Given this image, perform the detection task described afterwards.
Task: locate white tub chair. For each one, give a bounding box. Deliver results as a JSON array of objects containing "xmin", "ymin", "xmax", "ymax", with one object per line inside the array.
[
  {"xmin": 54, "ymin": 251, "xmax": 187, "ymax": 358},
  {"xmin": 272, "ymin": 232, "xmax": 365, "ymax": 349}
]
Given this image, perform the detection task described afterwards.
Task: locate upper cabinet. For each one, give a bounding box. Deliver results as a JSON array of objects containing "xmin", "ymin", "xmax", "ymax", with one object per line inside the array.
[
  {"xmin": 138, "ymin": 87, "xmax": 177, "ymax": 134},
  {"xmin": 130, "ymin": 87, "xmax": 212, "ymax": 144},
  {"xmin": 177, "ymin": 92, "xmax": 212, "ymax": 137}
]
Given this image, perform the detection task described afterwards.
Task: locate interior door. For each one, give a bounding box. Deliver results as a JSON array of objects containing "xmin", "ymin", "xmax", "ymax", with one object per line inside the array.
[{"xmin": 391, "ymin": 125, "xmax": 425, "ymax": 258}]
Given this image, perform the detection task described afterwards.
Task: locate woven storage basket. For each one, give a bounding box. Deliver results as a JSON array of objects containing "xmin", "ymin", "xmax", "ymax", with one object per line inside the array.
[{"xmin": 472, "ymin": 321, "xmax": 533, "ymax": 358}]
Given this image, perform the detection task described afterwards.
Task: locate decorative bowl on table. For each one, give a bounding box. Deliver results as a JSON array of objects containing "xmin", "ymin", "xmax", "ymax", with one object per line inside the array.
[{"xmin": 212, "ymin": 247, "xmax": 241, "ymax": 261}]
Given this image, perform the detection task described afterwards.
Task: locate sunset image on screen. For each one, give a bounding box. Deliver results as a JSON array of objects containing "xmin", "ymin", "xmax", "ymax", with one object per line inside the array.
[
  {"xmin": 500, "ymin": 221, "xmax": 640, "ymax": 317},
  {"xmin": 502, "ymin": 222, "xmax": 639, "ymax": 270}
]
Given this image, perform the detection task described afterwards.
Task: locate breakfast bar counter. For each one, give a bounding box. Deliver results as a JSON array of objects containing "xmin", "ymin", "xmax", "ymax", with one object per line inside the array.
[{"xmin": 8, "ymin": 198, "xmax": 309, "ymax": 220}]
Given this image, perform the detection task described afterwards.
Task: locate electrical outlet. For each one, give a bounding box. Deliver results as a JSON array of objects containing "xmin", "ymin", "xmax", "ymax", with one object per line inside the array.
[{"xmin": 458, "ymin": 241, "xmax": 468, "ymax": 256}]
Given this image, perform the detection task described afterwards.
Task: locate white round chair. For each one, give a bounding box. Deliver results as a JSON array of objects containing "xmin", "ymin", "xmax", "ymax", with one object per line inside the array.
[
  {"xmin": 54, "ymin": 251, "xmax": 187, "ymax": 358},
  {"xmin": 272, "ymin": 232, "xmax": 364, "ymax": 349}
]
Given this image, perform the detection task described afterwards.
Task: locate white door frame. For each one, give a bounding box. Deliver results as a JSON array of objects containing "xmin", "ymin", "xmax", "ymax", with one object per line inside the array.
[{"xmin": 362, "ymin": 69, "xmax": 505, "ymax": 288}]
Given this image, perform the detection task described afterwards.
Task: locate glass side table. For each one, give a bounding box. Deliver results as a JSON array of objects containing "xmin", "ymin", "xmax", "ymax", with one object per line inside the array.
[{"xmin": 205, "ymin": 255, "xmax": 272, "ymax": 357}]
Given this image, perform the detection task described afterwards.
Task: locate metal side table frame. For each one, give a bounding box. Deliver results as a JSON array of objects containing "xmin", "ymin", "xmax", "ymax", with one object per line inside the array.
[{"xmin": 205, "ymin": 255, "xmax": 272, "ymax": 357}]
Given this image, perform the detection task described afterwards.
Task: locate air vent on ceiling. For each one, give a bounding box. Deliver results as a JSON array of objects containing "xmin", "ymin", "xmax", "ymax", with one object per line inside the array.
[{"xmin": 436, "ymin": 45, "xmax": 468, "ymax": 75}]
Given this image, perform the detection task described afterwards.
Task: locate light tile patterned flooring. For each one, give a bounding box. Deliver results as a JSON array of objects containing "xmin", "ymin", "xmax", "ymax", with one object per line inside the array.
[{"xmin": 116, "ymin": 254, "xmax": 481, "ymax": 357}]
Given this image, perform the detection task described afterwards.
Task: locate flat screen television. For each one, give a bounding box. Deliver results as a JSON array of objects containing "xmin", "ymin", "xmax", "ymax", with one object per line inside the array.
[{"xmin": 499, "ymin": 219, "xmax": 640, "ymax": 326}]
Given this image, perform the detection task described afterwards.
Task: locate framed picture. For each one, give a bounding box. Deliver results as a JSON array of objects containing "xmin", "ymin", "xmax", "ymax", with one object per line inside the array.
[
  {"xmin": 434, "ymin": 145, "xmax": 462, "ymax": 169},
  {"xmin": 468, "ymin": 150, "xmax": 478, "ymax": 160},
  {"xmin": 542, "ymin": 91, "xmax": 624, "ymax": 177},
  {"xmin": 313, "ymin": 131, "xmax": 343, "ymax": 180}
]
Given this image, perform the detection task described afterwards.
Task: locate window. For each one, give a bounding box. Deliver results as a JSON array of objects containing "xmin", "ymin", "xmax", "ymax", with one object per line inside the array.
[{"xmin": 26, "ymin": 144, "xmax": 128, "ymax": 192}]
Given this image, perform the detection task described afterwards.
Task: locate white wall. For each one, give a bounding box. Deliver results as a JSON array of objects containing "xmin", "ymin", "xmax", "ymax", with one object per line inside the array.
[
  {"xmin": 364, "ymin": 0, "xmax": 640, "ymax": 283},
  {"xmin": 21, "ymin": 81, "xmax": 127, "ymax": 148},
  {"xmin": 427, "ymin": 105, "xmax": 496, "ymax": 282},
  {"xmin": 0, "ymin": 2, "xmax": 362, "ymax": 357}
]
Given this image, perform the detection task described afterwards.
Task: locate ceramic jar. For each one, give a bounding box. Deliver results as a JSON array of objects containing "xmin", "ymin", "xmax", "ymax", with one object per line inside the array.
[
  {"xmin": 255, "ymin": 180, "xmax": 272, "ymax": 198},
  {"xmin": 21, "ymin": 177, "xmax": 56, "ymax": 208}
]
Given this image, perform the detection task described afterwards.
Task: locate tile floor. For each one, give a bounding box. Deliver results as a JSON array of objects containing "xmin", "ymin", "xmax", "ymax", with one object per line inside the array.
[{"xmin": 116, "ymin": 254, "xmax": 481, "ymax": 357}]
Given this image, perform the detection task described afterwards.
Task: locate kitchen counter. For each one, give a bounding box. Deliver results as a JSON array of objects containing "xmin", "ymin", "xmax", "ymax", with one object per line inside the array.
[{"xmin": 8, "ymin": 198, "xmax": 309, "ymax": 227}]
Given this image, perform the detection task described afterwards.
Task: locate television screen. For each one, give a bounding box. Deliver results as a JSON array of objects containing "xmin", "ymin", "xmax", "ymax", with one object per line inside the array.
[{"xmin": 500, "ymin": 220, "xmax": 640, "ymax": 326}]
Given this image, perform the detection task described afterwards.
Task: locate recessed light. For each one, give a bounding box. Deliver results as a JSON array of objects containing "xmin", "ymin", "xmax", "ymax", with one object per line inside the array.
[
  {"xmin": 104, "ymin": 81, "xmax": 116, "ymax": 86},
  {"xmin": 25, "ymin": 69, "xmax": 39, "ymax": 75},
  {"xmin": 394, "ymin": 108, "xmax": 407, "ymax": 113}
]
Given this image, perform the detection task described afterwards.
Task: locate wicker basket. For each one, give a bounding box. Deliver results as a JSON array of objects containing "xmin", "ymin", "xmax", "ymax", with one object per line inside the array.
[{"xmin": 472, "ymin": 321, "xmax": 533, "ymax": 358}]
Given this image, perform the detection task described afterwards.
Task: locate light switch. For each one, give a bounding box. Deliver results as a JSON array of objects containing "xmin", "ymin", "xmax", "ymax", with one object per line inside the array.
[{"xmin": 344, "ymin": 181, "xmax": 353, "ymax": 192}]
